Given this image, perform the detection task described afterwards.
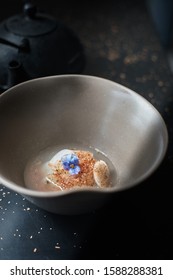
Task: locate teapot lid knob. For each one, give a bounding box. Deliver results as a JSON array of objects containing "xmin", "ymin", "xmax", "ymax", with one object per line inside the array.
[{"xmin": 23, "ymin": 1, "xmax": 37, "ymax": 18}]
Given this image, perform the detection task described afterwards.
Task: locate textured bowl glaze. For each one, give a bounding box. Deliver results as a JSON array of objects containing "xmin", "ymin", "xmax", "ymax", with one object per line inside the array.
[{"xmin": 0, "ymin": 75, "xmax": 168, "ymax": 214}]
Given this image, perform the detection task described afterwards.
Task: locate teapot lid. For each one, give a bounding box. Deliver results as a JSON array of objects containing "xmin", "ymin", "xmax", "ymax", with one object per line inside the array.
[{"xmin": 5, "ymin": 3, "xmax": 57, "ymax": 37}]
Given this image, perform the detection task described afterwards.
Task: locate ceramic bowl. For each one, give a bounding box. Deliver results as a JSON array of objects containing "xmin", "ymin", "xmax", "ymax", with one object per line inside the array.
[{"xmin": 0, "ymin": 75, "xmax": 168, "ymax": 214}]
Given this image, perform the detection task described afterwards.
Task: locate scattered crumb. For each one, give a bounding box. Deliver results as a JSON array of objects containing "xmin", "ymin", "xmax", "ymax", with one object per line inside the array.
[{"xmin": 55, "ymin": 243, "xmax": 60, "ymax": 249}]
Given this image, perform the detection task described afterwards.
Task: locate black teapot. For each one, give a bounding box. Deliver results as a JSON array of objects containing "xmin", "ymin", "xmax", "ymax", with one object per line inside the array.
[{"xmin": 0, "ymin": 1, "xmax": 85, "ymax": 92}]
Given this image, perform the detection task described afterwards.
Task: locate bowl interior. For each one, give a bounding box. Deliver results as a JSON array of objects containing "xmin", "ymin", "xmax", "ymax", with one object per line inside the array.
[{"xmin": 0, "ymin": 75, "xmax": 168, "ymax": 193}]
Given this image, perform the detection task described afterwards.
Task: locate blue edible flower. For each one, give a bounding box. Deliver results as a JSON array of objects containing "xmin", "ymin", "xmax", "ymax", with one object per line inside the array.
[{"xmin": 61, "ymin": 153, "xmax": 80, "ymax": 175}]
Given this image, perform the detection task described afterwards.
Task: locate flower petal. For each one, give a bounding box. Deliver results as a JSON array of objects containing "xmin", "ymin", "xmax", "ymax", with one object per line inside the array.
[
  {"xmin": 61, "ymin": 153, "xmax": 80, "ymax": 174},
  {"xmin": 71, "ymin": 155, "xmax": 79, "ymax": 165},
  {"xmin": 69, "ymin": 165, "xmax": 81, "ymax": 175}
]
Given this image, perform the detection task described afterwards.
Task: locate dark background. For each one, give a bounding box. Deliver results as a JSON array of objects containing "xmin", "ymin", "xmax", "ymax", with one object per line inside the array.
[{"xmin": 0, "ymin": 0, "xmax": 173, "ymax": 260}]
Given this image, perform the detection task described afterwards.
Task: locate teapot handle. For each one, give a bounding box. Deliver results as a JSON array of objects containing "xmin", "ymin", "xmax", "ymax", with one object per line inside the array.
[{"xmin": 0, "ymin": 38, "xmax": 30, "ymax": 52}]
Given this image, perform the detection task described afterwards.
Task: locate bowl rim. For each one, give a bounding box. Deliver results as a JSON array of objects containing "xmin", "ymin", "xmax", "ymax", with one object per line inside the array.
[{"xmin": 0, "ymin": 74, "xmax": 169, "ymax": 197}]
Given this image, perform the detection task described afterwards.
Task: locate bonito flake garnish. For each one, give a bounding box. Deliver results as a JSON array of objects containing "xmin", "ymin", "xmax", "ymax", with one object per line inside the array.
[{"xmin": 46, "ymin": 149, "xmax": 110, "ymax": 190}]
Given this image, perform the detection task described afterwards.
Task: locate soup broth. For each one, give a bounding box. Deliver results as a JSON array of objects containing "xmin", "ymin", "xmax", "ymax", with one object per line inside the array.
[{"xmin": 24, "ymin": 145, "xmax": 118, "ymax": 192}]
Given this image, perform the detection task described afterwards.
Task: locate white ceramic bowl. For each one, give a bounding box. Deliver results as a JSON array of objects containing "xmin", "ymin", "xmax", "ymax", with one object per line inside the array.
[{"xmin": 0, "ymin": 75, "xmax": 168, "ymax": 214}]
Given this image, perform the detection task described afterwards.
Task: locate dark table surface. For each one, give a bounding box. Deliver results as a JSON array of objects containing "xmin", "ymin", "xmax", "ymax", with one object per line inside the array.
[{"xmin": 0, "ymin": 0, "xmax": 173, "ymax": 260}]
